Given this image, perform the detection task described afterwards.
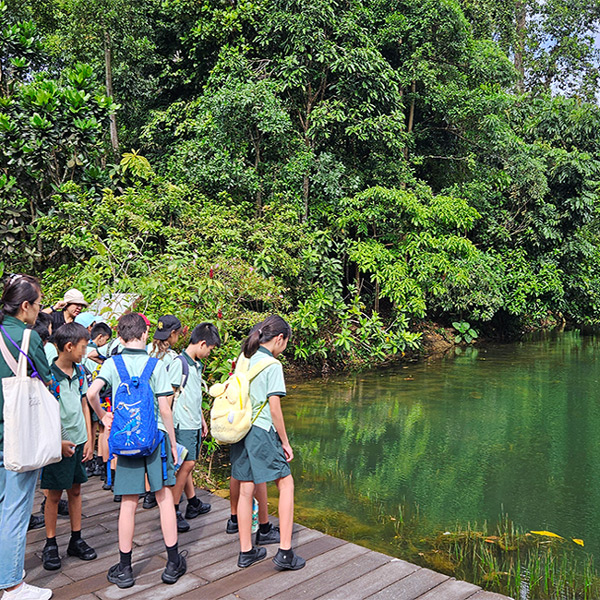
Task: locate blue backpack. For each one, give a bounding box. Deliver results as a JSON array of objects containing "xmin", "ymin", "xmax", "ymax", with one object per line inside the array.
[{"xmin": 108, "ymin": 355, "xmax": 163, "ymax": 458}]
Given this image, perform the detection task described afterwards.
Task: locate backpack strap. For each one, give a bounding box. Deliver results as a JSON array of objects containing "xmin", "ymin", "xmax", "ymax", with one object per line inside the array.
[
  {"xmin": 140, "ymin": 357, "xmax": 158, "ymax": 382},
  {"xmin": 175, "ymin": 355, "xmax": 189, "ymax": 389},
  {"xmin": 76, "ymin": 364, "xmax": 86, "ymax": 394},
  {"xmin": 112, "ymin": 354, "xmax": 131, "ymax": 383},
  {"xmin": 247, "ymin": 357, "xmax": 279, "ymax": 382}
]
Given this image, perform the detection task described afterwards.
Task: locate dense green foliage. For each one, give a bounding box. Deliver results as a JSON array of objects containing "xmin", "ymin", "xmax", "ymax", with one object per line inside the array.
[{"xmin": 3, "ymin": 0, "xmax": 600, "ymax": 369}]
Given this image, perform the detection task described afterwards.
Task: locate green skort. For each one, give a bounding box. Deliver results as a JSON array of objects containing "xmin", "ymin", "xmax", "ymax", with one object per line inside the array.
[
  {"xmin": 230, "ymin": 425, "xmax": 291, "ymax": 484},
  {"xmin": 113, "ymin": 435, "xmax": 175, "ymax": 496},
  {"xmin": 175, "ymin": 428, "xmax": 201, "ymax": 462},
  {"xmin": 41, "ymin": 443, "xmax": 88, "ymax": 490}
]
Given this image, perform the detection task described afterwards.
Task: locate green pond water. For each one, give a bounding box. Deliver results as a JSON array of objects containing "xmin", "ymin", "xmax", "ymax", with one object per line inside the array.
[{"xmin": 280, "ymin": 330, "xmax": 600, "ymax": 577}]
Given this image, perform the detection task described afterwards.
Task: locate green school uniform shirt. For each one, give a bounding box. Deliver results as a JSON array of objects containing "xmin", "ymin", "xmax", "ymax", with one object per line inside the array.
[
  {"xmin": 97, "ymin": 348, "xmax": 173, "ymax": 433},
  {"xmin": 83, "ymin": 342, "xmax": 101, "ymax": 376},
  {"xmin": 0, "ymin": 316, "xmax": 51, "ymax": 450},
  {"xmin": 45, "ymin": 341, "xmax": 58, "ymax": 365},
  {"xmin": 249, "ymin": 346, "xmax": 286, "ymax": 432},
  {"xmin": 147, "ymin": 344, "xmax": 178, "ymax": 369},
  {"xmin": 169, "ymin": 351, "xmax": 204, "ymax": 430},
  {"xmin": 51, "ymin": 360, "xmax": 88, "ymax": 446}
]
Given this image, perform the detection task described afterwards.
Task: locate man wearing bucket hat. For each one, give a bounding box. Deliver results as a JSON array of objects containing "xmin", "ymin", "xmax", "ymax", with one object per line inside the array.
[{"xmin": 44, "ymin": 289, "xmax": 89, "ymax": 331}]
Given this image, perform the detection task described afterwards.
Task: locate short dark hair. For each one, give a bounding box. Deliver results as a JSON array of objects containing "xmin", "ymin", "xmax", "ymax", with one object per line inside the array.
[
  {"xmin": 118, "ymin": 312, "xmax": 147, "ymax": 342},
  {"xmin": 31, "ymin": 312, "xmax": 52, "ymax": 343},
  {"xmin": 54, "ymin": 322, "xmax": 90, "ymax": 352},
  {"xmin": 190, "ymin": 322, "xmax": 221, "ymax": 347},
  {"xmin": 91, "ymin": 322, "xmax": 112, "ymax": 339}
]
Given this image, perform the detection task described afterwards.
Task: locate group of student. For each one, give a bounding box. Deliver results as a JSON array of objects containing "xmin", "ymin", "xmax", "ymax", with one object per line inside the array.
[{"xmin": 0, "ymin": 276, "xmax": 304, "ymax": 600}]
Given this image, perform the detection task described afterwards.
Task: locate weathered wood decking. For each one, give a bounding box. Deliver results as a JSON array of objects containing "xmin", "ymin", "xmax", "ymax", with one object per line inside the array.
[{"xmin": 24, "ymin": 481, "xmax": 513, "ymax": 600}]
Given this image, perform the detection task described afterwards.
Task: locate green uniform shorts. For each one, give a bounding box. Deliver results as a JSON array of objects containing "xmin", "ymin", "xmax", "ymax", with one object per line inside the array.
[
  {"xmin": 175, "ymin": 428, "xmax": 201, "ymax": 462},
  {"xmin": 41, "ymin": 443, "xmax": 88, "ymax": 490},
  {"xmin": 230, "ymin": 425, "xmax": 291, "ymax": 484},
  {"xmin": 113, "ymin": 434, "xmax": 175, "ymax": 496}
]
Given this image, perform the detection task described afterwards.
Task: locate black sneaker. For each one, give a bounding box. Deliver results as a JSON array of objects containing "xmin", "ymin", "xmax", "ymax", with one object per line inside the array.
[
  {"xmin": 143, "ymin": 492, "xmax": 157, "ymax": 509},
  {"xmin": 255, "ymin": 523, "xmax": 280, "ymax": 545},
  {"xmin": 85, "ymin": 460, "xmax": 95, "ymax": 477},
  {"xmin": 107, "ymin": 563, "xmax": 134, "ymax": 588},
  {"xmin": 102, "ymin": 481, "xmax": 112, "ymax": 491},
  {"xmin": 161, "ymin": 550, "xmax": 187, "ymax": 584},
  {"xmin": 176, "ymin": 511, "xmax": 190, "ymax": 533},
  {"xmin": 184, "ymin": 498, "xmax": 211, "ymax": 519},
  {"xmin": 42, "ymin": 544, "xmax": 61, "ymax": 571},
  {"xmin": 114, "ymin": 495, "xmax": 122, "ymax": 503},
  {"xmin": 92, "ymin": 458, "xmax": 104, "ymax": 477},
  {"xmin": 41, "ymin": 497, "xmax": 69, "ymax": 516},
  {"xmin": 67, "ymin": 538, "xmax": 97, "ymax": 561},
  {"xmin": 272, "ymin": 548, "xmax": 306, "ymax": 571},
  {"xmin": 28, "ymin": 514, "xmax": 45, "ymax": 531},
  {"xmin": 226, "ymin": 518, "xmax": 239, "ymax": 534},
  {"xmin": 237, "ymin": 547, "xmax": 267, "ymax": 568}
]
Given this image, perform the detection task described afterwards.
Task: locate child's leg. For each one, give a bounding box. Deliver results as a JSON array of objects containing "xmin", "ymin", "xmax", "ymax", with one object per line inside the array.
[
  {"xmin": 275, "ymin": 474, "xmax": 294, "ymax": 550},
  {"xmin": 66, "ymin": 484, "xmax": 82, "ymax": 533},
  {"xmin": 117, "ymin": 495, "xmax": 138, "ymax": 552},
  {"xmin": 237, "ymin": 480, "xmax": 255, "ymax": 552},
  {"xmin": 184, "ymin": 473, "xmax": 195, "ymax": 500},
  {"xmin": 229, "ymin": 477, "xmax": 240, "ymax": 515},
  {"xmin": 43, "ymin": 489, "xmax": 62, "ymax": 539},
  {"xmin": 155, "ymin": 486, "xmax": 178, "ymax": 547},
  {"xmin": 171, "ymin": 461, "xmax": 194, "ymax": 510},
  {"xmin": 255, "ymin": 482, "xmax": 269, "ymax": 524}
]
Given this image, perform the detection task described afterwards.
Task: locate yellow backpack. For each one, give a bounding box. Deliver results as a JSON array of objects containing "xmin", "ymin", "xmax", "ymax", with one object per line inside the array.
[{"xmin": 209, "ymin": 354, "xmax": 279, "ymax": 444}]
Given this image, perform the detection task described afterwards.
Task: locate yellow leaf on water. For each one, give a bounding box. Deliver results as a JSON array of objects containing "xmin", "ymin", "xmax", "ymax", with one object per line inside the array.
[
  {"xmin": 530, "ymin": 530, "xmax": 564, "ymax": 539},
  {"xmin": 573, "ymin": 538, "xmax": 585, "ymax": 547}
]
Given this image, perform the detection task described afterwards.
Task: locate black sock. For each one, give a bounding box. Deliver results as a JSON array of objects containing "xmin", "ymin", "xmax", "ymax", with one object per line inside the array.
[
  {"xmin": 96, "ymin": 457, "xmax": 104, "ymax": 467},
  {"xmin": 241, "ymin": 548, "xmax": 255, "ymax": 555},
  {"xmin": 166, "ymin": 542, "xmax": 179, "ymax": 564},
  {"xmin": 70, "ymin": 530, "xmax": 81, "ymax": 542},
  {"xmin": 119, "ymin": 550, "xmax": 132, "ymax": 568},
  {"xmin": 110, "ymin": 469, "xmax": 115, "ymax": 481},
  {"xmin": 259, "ymin": 522, "xmax": 271, "ymax": 534},
  {"xmin": 174, "ymin": 503, "xmax": 179, "ymax": 512},
  {"xmin": 45, "ymin": 536, "xmax": 57, "ymax": 548},
  {"xmin": 230, "ymin": 514, "xmax": 238, "ymax": 524},
  {"xmin": 277, "ymin": 548, "xmax": 293, "ymax": 562},
  {"xmin": 187, "ymin": 495, "xmax": 199, "ymax": 507}
]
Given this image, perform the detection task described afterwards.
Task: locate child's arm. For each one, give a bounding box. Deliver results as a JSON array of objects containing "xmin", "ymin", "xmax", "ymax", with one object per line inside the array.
[
  {"xmin": 158, "ymin": 395, "xmax": 178, "ymax": 464},
  {"xmin": 269, "ymin": 395, "xmax": 293, "ymax": 461},
  {"xmin": 87, "ymin": 378, "xmax": 113, "ymax": 430},
  {"xmin": 87, "ymin": 348, "xmax": 104, "ymax": 365},
  {"xmin": 81, "ymin": 395, "xmax": 94, "ymax": 462}
]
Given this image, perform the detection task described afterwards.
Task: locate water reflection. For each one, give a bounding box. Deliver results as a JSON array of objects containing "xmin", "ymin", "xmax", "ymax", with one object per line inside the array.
[{"xmin": 284, "ymin": 331, "xmax": 600, "ymax": 557}]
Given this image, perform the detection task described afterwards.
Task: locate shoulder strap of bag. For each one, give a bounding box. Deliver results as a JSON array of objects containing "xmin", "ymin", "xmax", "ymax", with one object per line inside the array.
[
  {"xmin": 76, "ymin": 364, "xmax": 86, "ymax": 394},
  {"xmin": 0, "ymin": 326, "xmax": 39, "ymax": 379},
  {"xmin": 112, "ymin": 354, "xmax": 131, "ymax": 383},
  {"xmin": 247, "ymin": 357, "xmax": 279, "ymax": 382},
  {"xmin": 140, "ymin": 357, "xmax": 158, "ymax": 383},
  {"xmin": 0, "ymin": 331, "xmax": 18, "ymax": 375}
]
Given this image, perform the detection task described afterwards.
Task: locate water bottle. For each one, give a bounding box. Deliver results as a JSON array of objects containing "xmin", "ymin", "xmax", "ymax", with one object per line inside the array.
[{"xmin": 251, "ymin": 498, "xmax": 259, "ymax": 533}]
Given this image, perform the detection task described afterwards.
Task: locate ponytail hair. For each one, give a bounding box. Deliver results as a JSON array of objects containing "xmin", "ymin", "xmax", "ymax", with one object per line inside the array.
[
  {"xmin": 242, "ymin": 315, "xmax": 291, "ymax": 359},
  {"xmin": 0, "ymin": 274, "xmax": 40, "ymax": 324}
]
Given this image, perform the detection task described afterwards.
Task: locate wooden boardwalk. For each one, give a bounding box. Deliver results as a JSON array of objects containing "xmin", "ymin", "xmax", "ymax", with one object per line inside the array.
[{"xmin": 24, "ymin": 481, "xmax": 513, "ymax": 600}]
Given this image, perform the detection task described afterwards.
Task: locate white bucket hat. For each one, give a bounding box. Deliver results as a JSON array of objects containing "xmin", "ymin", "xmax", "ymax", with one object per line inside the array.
[{"xmin": 63, "ymin": 288, "xmax": 88, "ymax": 307}]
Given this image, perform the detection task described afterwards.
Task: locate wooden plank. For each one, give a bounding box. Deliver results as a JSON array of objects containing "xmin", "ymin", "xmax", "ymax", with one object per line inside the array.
[
  {"xmin": 469, "ymin": 592, "xmax": 515, "ymax": 600},
  {"xmin": 267, "ymin": 547, "xmax": 391, "ymax": 600},
  {"xmin": 414, "ymin": 578, "xmax": 481, "ymax": 600},
  {"xmin": 365, "ymin": 567, "xmax": 449, "ymax": 600},
  {"xmin": 120, "ymin": 573, "xmax": 207, "ymax": 600},
  {"xmin": 317, "ymin": 560, "xmax": 421, "ymax": 600},
  {"xmin": 236, "ymin": 542, "xmax": 369, "ymax": 600}
]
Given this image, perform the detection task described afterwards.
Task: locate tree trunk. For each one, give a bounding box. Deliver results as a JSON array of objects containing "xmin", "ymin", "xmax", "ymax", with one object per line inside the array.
[
  {"xmin": 104, "ymin": 30, "xmax": 119, "ymax": 154},
  {"xmin": 515, "ymin": 1, "xmax": 526, "ymax": 93},
  {"xmin": 374, "ymin": 279, "xmax": 380, "ymax": 313}
]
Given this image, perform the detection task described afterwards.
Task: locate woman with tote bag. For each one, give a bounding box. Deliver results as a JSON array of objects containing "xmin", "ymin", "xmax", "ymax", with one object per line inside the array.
[{"xmin": 0, "ymin": 274, "xmax": 54, "ymax": 600}]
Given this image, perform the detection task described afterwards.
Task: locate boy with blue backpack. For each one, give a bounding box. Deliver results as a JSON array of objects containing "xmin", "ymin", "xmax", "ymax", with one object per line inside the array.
[
  {"xmin": 167, "ymin": 322, "xmax": 220, "ymax": 532},
  {"xmin": 86, "ymin": 313, "xmax": 185, "ymax": 588}
]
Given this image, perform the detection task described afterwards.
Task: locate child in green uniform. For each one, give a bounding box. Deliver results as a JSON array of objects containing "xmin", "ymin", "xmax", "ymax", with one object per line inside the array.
[
  {"xmin": 41, "ymin": 323, "xmax": 96, "ymax": 571},
  {"xmin": 86, "ymin": 313, "xmax": 185, "ymax": 589},
  {"xmin": 168, "ymin": 323, "xmax": 220, "ymax": 532},
  {"xmin": 230, "ymin": 315, "xmax": 305, "ymax": 570}
]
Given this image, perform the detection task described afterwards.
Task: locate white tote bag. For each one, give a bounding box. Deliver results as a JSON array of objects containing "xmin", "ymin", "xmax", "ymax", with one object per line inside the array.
[{"xmin": 1, "ymin": 328, "xmax": 62, "ymax": 472}]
